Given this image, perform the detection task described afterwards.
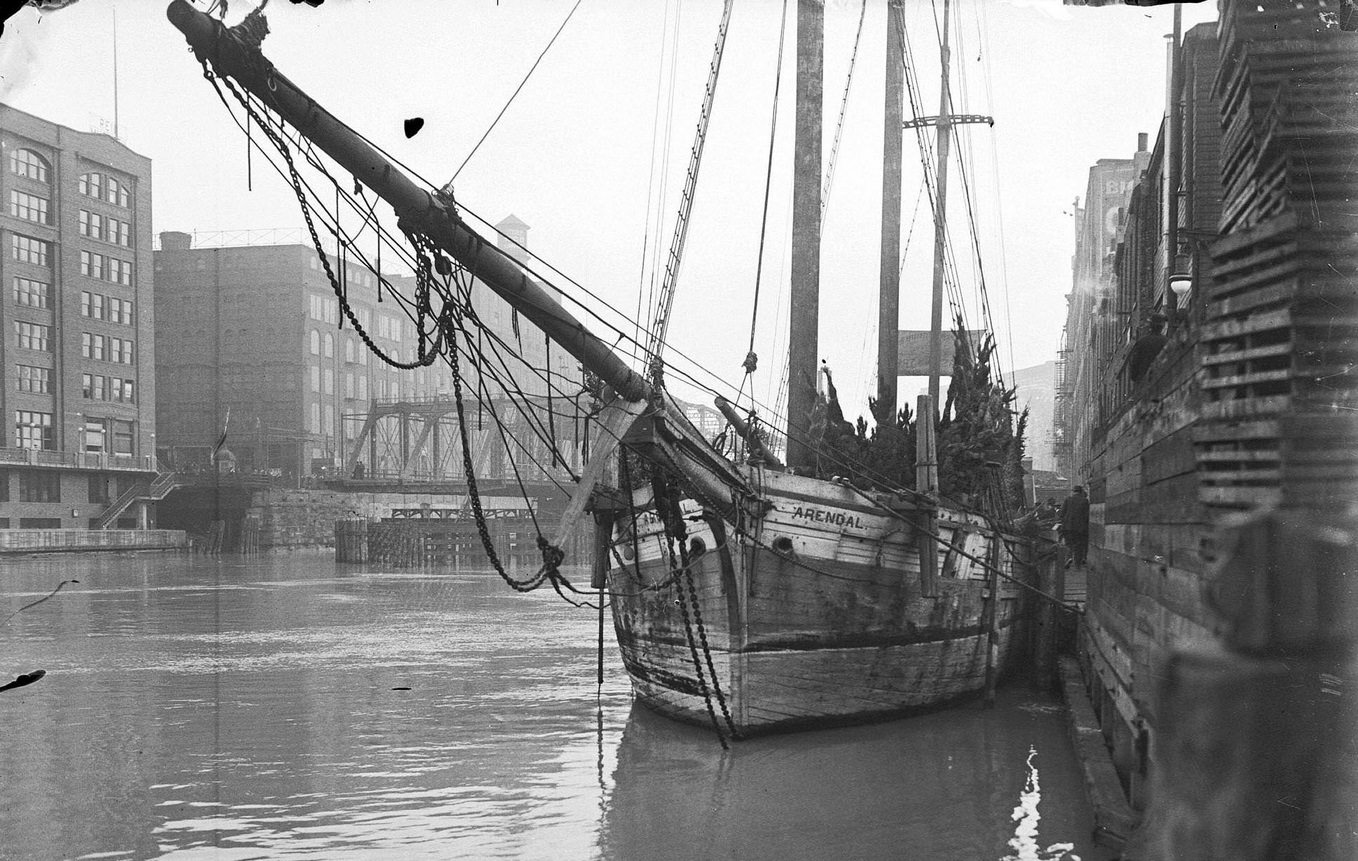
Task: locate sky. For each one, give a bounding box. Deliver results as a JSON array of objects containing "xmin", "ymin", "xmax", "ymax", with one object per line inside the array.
[{"xmin": 0, "ymin": 0, "xmax": 1218, "ymax": 423}]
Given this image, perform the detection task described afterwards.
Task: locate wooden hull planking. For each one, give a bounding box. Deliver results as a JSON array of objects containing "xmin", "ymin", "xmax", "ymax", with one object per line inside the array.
[{"xmin": 606, "ymin": 469, "xmax": 1028, "ymax": 734}]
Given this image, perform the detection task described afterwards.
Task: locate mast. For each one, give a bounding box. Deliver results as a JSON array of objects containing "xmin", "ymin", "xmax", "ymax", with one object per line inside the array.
[
  {"xmin": 876, "ymin": 0, "xmax": 904, "ymax": 419},
  {"xmin": 786, "ymin": 0, "xmax": 824, "ymax": 473},
  {"xmin": 925, "ymin": 0, "xmax": 953, "ymax": 412}
]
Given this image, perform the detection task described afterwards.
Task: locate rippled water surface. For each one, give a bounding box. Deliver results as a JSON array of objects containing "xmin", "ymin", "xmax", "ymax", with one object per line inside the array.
[{"xmin": 0, "ymin": 553, "xmax": 1112, "ymax": 860}]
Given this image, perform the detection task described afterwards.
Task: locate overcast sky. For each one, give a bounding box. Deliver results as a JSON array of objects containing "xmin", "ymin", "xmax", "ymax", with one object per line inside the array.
[{"xmin": 0, "ymin": 0, "xmax": 1217, "ymax": 421}]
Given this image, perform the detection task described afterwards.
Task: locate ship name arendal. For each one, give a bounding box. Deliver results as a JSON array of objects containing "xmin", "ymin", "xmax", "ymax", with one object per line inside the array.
[{"xmin": 789, "ymin": 506, "xmax": 869, "ymax": 530}]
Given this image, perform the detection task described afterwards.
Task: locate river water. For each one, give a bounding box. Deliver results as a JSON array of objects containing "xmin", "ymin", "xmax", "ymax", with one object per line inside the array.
[{"xmin": 0, "ymin": 553, "xmax": 1111, "ymax": 861}]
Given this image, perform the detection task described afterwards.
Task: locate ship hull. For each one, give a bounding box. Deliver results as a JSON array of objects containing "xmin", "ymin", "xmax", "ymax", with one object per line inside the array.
[{"xmin": 607, "ymin": 469, "xmax": 1029, "ymax": 735}]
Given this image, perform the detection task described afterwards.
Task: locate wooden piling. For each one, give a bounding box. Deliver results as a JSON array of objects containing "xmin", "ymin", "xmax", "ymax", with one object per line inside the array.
[{"xmin": 335, "ymin": 518, "xmax": 369, "ymax": 563}]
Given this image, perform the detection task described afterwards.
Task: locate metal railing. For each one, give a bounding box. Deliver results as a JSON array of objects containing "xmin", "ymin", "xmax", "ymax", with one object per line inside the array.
[{"xmin": 93, "ymin": 470, "xmax": 183, "ymax": 529}]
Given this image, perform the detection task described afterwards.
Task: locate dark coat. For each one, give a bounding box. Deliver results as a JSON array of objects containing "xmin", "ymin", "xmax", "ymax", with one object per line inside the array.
[{"xmin": 1060, "ymin": 493, "xmax": 1090, "ymax": 534}]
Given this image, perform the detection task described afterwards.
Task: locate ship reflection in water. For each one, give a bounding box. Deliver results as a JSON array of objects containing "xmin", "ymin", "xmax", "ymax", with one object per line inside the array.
[{"xmin": 0, "ymin": 555, "xmax": 1110, "ymax": 860}]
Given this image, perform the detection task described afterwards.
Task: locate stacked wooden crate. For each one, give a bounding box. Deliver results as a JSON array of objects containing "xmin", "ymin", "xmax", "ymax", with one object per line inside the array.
[{"xmin": 1194, "ymin": 1, "xmax": 1358, "ymax": 513}]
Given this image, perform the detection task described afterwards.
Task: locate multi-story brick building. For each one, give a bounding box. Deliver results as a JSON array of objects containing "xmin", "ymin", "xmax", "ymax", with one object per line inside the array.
[
  {"xmin": 153, "ymin": 215, "xmax": 578, "ymax": 482},
  {"xmin": 0, "ymin": 104, "xmax": 157, "ymax": 529},
  {"xmin": 154, "ymin": 234, "xmax": 421, "ymax": 479}
]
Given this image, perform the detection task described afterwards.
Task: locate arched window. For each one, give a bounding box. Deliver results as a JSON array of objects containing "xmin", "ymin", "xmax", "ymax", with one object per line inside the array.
[
  {"xmin": 323, "ymin": 333, "xmax": 334, "ymax": 358},
  {"xmin": 106, "ymin": 177, "xmax": 127, "ymax": 207},
  {"xmin": 79, "ymin": 172, "xmax": 102, "ymax": 199},
  {"xmin": 10, "ymin": 149, "xmax": 50, "ymax": 183},
  {"xmin": 309, "ymin": 330, "xmax": 320, "ymax": 355}
]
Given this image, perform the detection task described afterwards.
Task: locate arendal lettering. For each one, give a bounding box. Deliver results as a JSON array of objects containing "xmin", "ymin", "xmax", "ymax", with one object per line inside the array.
[{"xmin": 790, "ymin": 506, "xmax": 866, "ymax": 529}]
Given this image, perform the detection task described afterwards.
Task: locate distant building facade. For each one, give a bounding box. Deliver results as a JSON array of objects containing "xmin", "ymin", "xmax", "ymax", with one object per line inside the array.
[
  {"xmin": 1055, "ymin": 138, "xmax": 1152, "ymax": 480},
  {"xmin": 153, "ymin": 215, "xmax": 578, "ymax": 482},
  {"xmin": 154, "ymin": 236, "xmax": 422, "ymax": 479},
  {"xmin": 0, "ymin": 104, "xmax": 157, "ymax": 529},
  {"xmin": 1008, "ymin": 360, "xmax": 1056, "ymax": 474}
]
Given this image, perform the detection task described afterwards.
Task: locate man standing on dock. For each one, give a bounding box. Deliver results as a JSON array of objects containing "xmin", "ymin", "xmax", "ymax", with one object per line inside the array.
[{"xmin": 1059, "ymin": 486, "xmax": 1090, "ymax": 568}]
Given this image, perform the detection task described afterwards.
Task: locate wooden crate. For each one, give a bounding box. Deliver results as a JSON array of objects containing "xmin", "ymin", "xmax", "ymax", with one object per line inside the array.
[{"xmin": 1194, "ymin": 212, "xmax": 1358, "ymax": 512}]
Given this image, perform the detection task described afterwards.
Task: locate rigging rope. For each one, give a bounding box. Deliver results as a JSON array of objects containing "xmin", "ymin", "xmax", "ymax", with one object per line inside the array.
[
  {"xmin": 450, "ymin": 0, "xmax": 584, "ymax": 182},
  {"xmin": 644, "ymin": 0, "xmax": 737, "ymax": 380},
  {"xmin": 819, "ymin": 0, "xmax": 868, "ymax": 232},
  {"xmin": 634, "ymin": 0, "xmax": 677, "ymax": 364},
  {"xmin": 742, "ymin": 0, "xmax": 791, "ymax": 388}
]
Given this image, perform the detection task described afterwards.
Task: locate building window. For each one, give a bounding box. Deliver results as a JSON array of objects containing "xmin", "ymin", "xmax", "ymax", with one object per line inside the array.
[
  {"xmin": 112, "ymin": 420, "xmax": 134, "ymax": 456},
  {"xmin": 323, "ymin": 368, "xmax": 334, "ymax": 396},
  {"xmin": 323, "ymin": 411, "xmax": 334, "ymax": 436},
  {"xmin": 81, "ymin": 253, "xmax": 132, "ymax": 285},
  {"xmin": 11, "ymin": 234, "xmax": 50, "ymax": 267},
  {"xmin": 77, "ymin": 211, "xmax": 129, "ymax": 246},
  {"xmin": 79, "ymin": 172, "xmax": 102, "ymax": 199},
  {"xmin": 323, "ymin": 333, "xmax": 334, "ymax": 359},
  {"xmin": 106, "ymin": 177, "xmax": 130, "ymax": 208},
  {"xmin": 108, "ymin": 257, "xmax": 132, "ymax": 285},
  {"xmin": 15, "ymin": 411, "xmax": 54, "ymax": 451},
  {"xmin": 309, "ymin": 329, "xmax": 320, "ymax": 354},
  {"xmin": 309, "ymin": 403, "xmax": 321, "ymax": 434},
  {"xmin": 18, "ymin": 470, "xmax": 60, "ymax": 502},
  {"xmin": 83, "ymin": 419, "xmax": 106, "ymax": 453},
  {"xmin": 83, "ymin": 374, "xmax": 108, "ymax": 401},
  {"xmin": 17, "ymin": 365, "xmax": 50, "ymax": 394},
  {"xmin": 357, "ymin": 375, "xmax": 367, "ymax": 400},
  {"xmin": 109, "ymin": 337, "xmax": 134, "ymax": 364},
  {"xmin": 82, "ymin": 332, "xmax": 106, "ymax": 360},
  {"xmin": 79, "ymin": 171, "xmax": 130, "ymax": 207},
  {"xmin": 88, "ymin": 475, "xmax": 110, "ymax": 504},
  {"xmin": 0, "ymin": 470, "xmax": 8, "ymax": 501},
  {"xmin": 15, "ymin": 322, "xmax": 51, "ymax": 352},
  {"xmin": 345, "ymin": 372, "xmax": 355, "ymax": 399},
  {"xmin": 309, "ymin": 365, "xmax": 320, "ymax": 393},
  {"xmin": 115, "ymin": 379, "xmax": 135, "ymax": 403},
  {"xmin": 10, "ymin": 148, "xmax": 50, "ymax": 183},
  {"xmin": 345, "ymin": 340, "xmax": 356, "ymax": 363},
  {"xmin": 14, "ymin": 277, "xmax": 50, "ymax": 308},
  {"xmin": 10, "ymin": 190, "xmax": 50, "ymax": 225},
  {"xmin": 19, "ymin": 517, "xmax": 61, "ymax": 529}
]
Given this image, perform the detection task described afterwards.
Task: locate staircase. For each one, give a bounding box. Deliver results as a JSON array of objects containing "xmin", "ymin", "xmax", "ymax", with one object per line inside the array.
[{"xmin": 94, "ymin": 471, "xmax": 180, "ymax": 530}]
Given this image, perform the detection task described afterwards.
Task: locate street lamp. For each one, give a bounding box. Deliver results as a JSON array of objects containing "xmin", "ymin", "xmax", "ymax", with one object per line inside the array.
[{"xmin": 1169, "ymin": 251, "xmax": 1193, "ymax": 300}]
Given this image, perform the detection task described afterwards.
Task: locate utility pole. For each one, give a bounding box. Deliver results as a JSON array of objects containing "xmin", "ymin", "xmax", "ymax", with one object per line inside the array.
[
  {"xmin": 925, "ymin": 0, "xmax": 953, "ymax": 414},
  {"xmin": 903, "ymin": 0, "xmax": 992, "ymax": 419}
]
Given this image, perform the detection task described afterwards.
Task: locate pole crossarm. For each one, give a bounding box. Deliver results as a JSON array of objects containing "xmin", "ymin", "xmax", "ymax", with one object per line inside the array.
[{"xmin": 902, "ymin": 113, "xmax": 994, "ymax": 129}]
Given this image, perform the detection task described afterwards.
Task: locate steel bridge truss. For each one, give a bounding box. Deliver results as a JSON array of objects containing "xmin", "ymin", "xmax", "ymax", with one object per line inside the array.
[{"xmin": 343, "ymin": 396, "xmax": 583, "ymax": 483}]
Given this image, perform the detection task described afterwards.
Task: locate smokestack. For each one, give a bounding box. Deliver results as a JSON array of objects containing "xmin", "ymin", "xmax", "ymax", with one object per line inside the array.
[
  {"xmin": 159, "ymin": 231, "xmax": 191, "ymax": 251},
  {"xmin": 494, "ymin": 215, "xmax": 530, "ymax": 264},
  {"xmin": 1137, "ymin": 132, "xmax": 1148, "ymax": 152}
]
